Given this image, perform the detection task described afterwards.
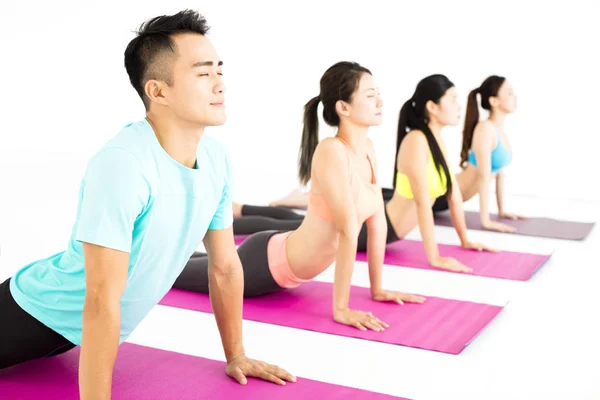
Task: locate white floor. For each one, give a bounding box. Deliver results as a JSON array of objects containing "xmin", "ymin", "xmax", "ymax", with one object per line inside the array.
[{"xmin": 1, "ymin": 193, "xmax": 599, "ymax": 399}]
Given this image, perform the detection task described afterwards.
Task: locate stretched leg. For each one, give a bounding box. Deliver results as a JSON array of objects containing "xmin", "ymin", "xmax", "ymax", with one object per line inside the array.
[
  {"xmin": 233, "ymin": 216, "xmax": 303, "ymax": 235},
  {"xmin": 174, "ymin": 231, "xmax": 283, "ymax": 297},
  {"xmin": 269, "ymin": 188, "xmax": 309, "ymax": 209},
  {"xmin": 0, "ymin": 278, "xmax": 76, "ymax": 370},
  {"xmin": 240, "ymin": 205, "xmax": 303, "ymax": 220}
]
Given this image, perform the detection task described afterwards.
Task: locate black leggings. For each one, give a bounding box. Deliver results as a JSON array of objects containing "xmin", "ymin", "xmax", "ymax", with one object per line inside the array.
[
  {"xmin": 356, "ymin": 202, "xmax": 399, "ymax": 251},
  {"xmin": 233, "ymin": 205, "xmax": 304, "ymax": 235},
  {"xmin": 0, "ymin": 278, "xmax": 76, "ymax": 370},
  {"xmin": 432, "ymin": 195, "xmax": 449, "ymax": 213},
  {"xmin": 174, "ymin": 231, "xmax": 284, "ymax": 297}
]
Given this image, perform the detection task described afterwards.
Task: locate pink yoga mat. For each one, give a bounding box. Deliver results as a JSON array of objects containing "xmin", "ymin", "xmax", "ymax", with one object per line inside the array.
[
  {"xmin": 0, "ymin": 343, "xmax": 406, "ymax": 400},
  {"xmin": 234, "ymin": 236, "xmax": 550, "ymax": 281},
  {"xmin": 356, "ymin": 240, "xmax": 550, "ymax": 281},
  {"xmin": 160, "ymin": 282, "xmax": 503, "ymax": 355},
  {"xmin": 434, "ymin": 211, "xmax": 595, "ymax": 240}
]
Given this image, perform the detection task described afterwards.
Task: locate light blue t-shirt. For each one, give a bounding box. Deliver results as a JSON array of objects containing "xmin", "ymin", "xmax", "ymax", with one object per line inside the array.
[{"xmin": 10, "ymin": 119, "xmax": 234, "ymax": 345}]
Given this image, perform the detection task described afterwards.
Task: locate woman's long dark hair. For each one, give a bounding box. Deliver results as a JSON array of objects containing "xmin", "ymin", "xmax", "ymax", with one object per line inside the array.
[
  {"xmin": 298, "ymin": 61, "xmax": 372, "ymax": 185},
  {"xmin": 393, "ymin": 74, "xmax": 454, "ymax": 196},
  {"xmin": 460, "ymin": 75, "xmax": 506, "ymax": 168}
]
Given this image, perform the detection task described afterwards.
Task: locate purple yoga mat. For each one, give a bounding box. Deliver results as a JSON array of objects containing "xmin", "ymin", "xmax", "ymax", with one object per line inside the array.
[
  {"xmin": 0, "ymin": 343, "xmax": 405, "ymax": 400},
  {"xmin": 160, "ymin": 282, "xmax": 503, "ymax": 355},
  {"xmin": 234, "ymin": 236, "xmax": 550, "ymax": 281},
  {"xmin": 434, "ymin": 211, "xmax": 595, "ymax": 240}
]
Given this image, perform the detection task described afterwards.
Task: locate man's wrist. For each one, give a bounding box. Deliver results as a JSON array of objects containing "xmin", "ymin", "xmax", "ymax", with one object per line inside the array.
[{"xmin": 225, "ymin": 346, "xmax": 246, "ymax": 363}]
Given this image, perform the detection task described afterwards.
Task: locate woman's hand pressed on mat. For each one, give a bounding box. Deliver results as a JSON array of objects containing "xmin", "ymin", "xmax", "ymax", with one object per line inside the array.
[
  {"xmin": 481, "ymin": 219, "xmax": 516, "ymax": 233},
  {"xmin": 430, "ymin": 256, "xmax": 472, "ymax": 273},
  {"xmin": 461, "ymin": 240, "xmax": 498, "ymax": 253},
  {"xmin": 499, "ymin": 211, "xmax": 527, "ymax": 221},
  {"xmin": 226, "ymin": 354, "xmax": 296, "ymax": 386},
  {"xmin": 333, "ymin": 308, "xmax": 389, "ymax": 332},
  {"xmin": 372, "ymin": 290, "xmax": 426, "ymax": 305}
]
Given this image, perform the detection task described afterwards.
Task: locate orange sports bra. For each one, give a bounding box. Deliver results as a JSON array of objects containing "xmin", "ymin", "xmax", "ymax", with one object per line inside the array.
[{"xmin": 307, "ymin": 137, "xmax": 383, "ymax": 224}]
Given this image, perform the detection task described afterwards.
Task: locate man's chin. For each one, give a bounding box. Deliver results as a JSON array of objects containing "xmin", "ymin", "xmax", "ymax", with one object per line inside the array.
[{"xmin": 204, "ymin": 116, "xmax": 227, "ymax": 127}]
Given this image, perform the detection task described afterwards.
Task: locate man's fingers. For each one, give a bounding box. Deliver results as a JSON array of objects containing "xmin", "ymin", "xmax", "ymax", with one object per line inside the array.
[
  {"xmin": 268, "ymin": 365, "xmax": 296, "ymax": 383},
  {"xmin": 256, "ymin": 369, "xmax": 286, "ymax": 386},
  {"xmin": 230, "ymin": 367, "xmax": 247, "ymax": 385}
]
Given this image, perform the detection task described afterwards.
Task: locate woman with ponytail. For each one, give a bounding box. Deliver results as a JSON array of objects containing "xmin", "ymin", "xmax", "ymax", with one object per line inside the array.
[
  {"xmin": 175, "ymin": 61, "xmax": 424, "ymax": 332},
  {"xmin": 435, "ymin": 76, "xmax": 525, "ymax": 232},
  {"xmin": 385, "ymin": 75, "xmax": 495, "ymax": 273}
]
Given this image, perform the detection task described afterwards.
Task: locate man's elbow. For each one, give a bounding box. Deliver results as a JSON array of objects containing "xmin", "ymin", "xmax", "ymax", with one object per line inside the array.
[
  {"xmin": 83, "ymin": 285, "xmax": 121, "ymax": 317},
  {"xmin": 208, "ymin": 257, "xmax": 241, "ymax": 279}
]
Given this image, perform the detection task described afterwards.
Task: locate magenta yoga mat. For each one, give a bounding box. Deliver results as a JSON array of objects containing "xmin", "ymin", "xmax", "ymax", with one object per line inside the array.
[
  {"xmin": 159, "ymin": 281, "xmax": 503, "ymax": 355},
  {"xmin": 356, "ymin": 240, "xmax": 551, "ymax": 281},
  {"xmin": 0, "ymin": 343, "xmax": 406, "ymax": 400},
  {"xmin": 434, "ymin": 211, "xmax": 595, "ymax": 240},
  {"xmin": 234, "ymin": 236, "xmax": 551, "ymax": 281}
]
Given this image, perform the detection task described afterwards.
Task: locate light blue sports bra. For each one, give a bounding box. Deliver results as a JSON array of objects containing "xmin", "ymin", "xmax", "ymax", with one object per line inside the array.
[{"xmin": 468, "ymin": 126, "xmax": 512, "ymax": 173}]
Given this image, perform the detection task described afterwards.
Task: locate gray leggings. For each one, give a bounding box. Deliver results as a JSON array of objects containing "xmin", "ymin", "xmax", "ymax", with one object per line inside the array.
[{"xmin": 173, "ymin": 231, "xmax": 284, "ymax": 297}]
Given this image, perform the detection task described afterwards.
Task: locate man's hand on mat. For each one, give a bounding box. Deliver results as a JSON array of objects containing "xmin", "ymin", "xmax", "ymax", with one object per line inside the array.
[
  {"xmin": 430, "ymin": 256, "xmax": 472, "ymax": 273},
  {"xmin": 372, "ymin": 290, "xmax": 426, "ymax": 305},
  {"xmin": 226, "ymin": 355, "xmax": 296, "ymax": 386},
  {"xmin": 482, "ymin": 220, "xmax": 517, "ymax": 233},
  {"xmin": 333, "ymin": 308, "xmax": 389, "ymax": 332},
  {"xmin": 499, "ymin": 212, "xmax": 527, "ymax": 221}
]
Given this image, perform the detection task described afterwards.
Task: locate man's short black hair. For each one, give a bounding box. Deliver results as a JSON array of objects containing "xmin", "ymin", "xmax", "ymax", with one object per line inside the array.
[{"xmin": 124, "ymin": 9, "xmax": 210, "ymax": 110}]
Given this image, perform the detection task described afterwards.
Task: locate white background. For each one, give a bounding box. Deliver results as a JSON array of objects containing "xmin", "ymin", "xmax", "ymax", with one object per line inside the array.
[{"xmin": 1, "ymin": 1, "xmax": 599, "ymax": 399}]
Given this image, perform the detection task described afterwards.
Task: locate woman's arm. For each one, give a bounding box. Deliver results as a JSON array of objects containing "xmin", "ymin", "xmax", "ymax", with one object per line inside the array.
[
  {"xmin": 401, "ymin": 132, "xmax": 440, "ymax": 263},
  {"xmin": 363, "ymin": 140, "xmax": 387, "ymax": 297},
  {"xmin": 366, "ymin": 207, "xmax": 426, "ymax": 305},
  {"xmin": 447, "ymin": 175, "xmax": 470, "ymax": 246},
  {"xmin": 472, "ymin": 122, "xmax": 515, "ymax": 232},
  {"xmin": 311, "ymin": 139, "xmax": 386, "ymax": 331},
  {"xmin": 399, "ymin": 132, "xmax": 467, "ymax": 272},
  {"xmin": 496, "ymin": 170, "xmax": 527, "ymax": 220},
  {"xmin": 365, "ymin": 207, "xmax": 386, "ymax": 295},
  {"xmin": 496, "ymin": 170, "xmax": 506, "ymax": 216}
]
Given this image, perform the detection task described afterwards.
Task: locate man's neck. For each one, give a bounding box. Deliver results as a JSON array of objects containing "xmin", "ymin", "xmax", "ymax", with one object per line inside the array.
[{"xmin": 146, "ymin": 112, "xmax": 205, "ymax": 169}]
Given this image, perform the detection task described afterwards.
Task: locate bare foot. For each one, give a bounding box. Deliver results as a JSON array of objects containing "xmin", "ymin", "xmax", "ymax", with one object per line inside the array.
[
  {"xmin": 232, "ymin": 202, "xmax": 243, "ymax": 218},
  {"xmin": 269, "ymin": 188, "xmax": 309, "ymax": 209}
]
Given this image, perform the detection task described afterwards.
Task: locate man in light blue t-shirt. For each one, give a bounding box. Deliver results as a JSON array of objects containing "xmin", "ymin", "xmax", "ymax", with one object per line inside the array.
[{"xmin": 0, "ymin": 9, "xmax": 294, "ymax": 397}]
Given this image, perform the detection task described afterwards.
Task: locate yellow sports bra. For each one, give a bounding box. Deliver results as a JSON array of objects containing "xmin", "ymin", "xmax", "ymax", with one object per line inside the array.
[{"xmin": 395, "ymin": 151, "xmax": 454, "ymax": 199}]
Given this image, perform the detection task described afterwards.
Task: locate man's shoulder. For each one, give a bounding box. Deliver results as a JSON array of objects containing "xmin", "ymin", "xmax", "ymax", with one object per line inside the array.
[{"xmin": 93, "ymin": 120, "xmax": 153, "ymax": 163}]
